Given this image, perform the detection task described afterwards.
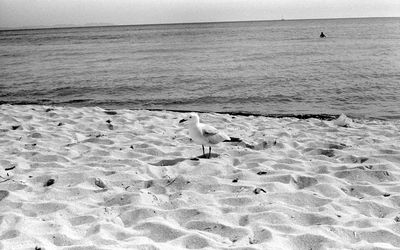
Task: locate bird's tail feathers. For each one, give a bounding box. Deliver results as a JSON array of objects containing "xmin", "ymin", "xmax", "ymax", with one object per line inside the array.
[{"xmin": 223, "ymin": 136, "xmax": 242, "ymax": 142}]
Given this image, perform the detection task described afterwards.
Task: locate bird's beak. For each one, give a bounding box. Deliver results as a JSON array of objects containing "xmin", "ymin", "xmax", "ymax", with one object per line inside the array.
[{"xmin": 179, "ymin": 118, "xmax": 187, "ymax": 124}]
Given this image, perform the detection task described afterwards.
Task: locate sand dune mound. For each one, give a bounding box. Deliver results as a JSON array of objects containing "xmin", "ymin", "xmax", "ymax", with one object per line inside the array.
[{"xmin": 0, "ymin": 104, "xmax": 399, "ymax": 249}]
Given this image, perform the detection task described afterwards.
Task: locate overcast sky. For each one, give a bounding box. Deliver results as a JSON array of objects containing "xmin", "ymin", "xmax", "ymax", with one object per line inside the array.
[{"xmin": 0, "ymin": 0, "xmax": 399, "ymax": 28}]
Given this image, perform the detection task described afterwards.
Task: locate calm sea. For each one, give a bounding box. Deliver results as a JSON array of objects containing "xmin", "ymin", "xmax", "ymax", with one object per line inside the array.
[{"xmin": 1, "ymin": 18, "xmax": 399, "ymax": 119}]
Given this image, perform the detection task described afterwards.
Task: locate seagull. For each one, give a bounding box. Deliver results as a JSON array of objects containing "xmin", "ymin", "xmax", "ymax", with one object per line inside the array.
[{"xmin": 179, "ymin": 113, "xmax": 230, "ymax": 158}]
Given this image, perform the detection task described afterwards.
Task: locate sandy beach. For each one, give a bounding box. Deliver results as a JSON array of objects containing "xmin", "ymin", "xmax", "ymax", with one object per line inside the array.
[{"xmin": 1, "ymin": 104, "xmax": 400, "ymax": 250}]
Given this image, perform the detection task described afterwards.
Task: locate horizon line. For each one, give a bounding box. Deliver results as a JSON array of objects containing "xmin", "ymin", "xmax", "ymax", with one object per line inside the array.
[{"xmin": 1, "ymin": 16, "xmax": 398, "ymax": 32}]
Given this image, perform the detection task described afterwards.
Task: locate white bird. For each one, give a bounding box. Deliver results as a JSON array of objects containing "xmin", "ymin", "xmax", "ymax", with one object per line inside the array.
[{"xmin": 179, "ymin": 112, "xmax": 230, "ymax": 158}]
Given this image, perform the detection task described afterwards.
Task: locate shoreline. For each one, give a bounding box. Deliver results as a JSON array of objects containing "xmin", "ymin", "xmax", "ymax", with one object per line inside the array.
[
  {"xmin": 2, "ymin": 103, "xmax": 396, "ymax": 121},
  {"xmin": 144, "ymin": 108, "xmax": 340, "ymax": 121}
]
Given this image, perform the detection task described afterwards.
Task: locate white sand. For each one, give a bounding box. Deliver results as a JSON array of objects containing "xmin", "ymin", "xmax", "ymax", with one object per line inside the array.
[{"xmin": 0, "ymin": 104, "xmax": 399, "ymax": 250}]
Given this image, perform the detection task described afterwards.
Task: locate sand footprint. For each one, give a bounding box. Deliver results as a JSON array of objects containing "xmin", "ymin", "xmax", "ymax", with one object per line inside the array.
[
  {"xmin": 102, "ymin": 193, "xmax": 141, "ymax": 207},
  {"xmin": 21, "ymin": 202, "xmax": 66, "ymax": 216},
  {"xmin": 0, "ymin": 190, "xmax": 10, "ymax": 201},
  {"xmin": 171, "ymin": 233, "xmax": 212, "ymax": 249},
  {"xmin": 249, "ymin": 226, "xmax": 273, "ymax": 244},
  {"xmin": 335, "ymin": 169, "xmax": 395, "ymax": 183},
  {"xmin": 292, "ymin": 175, "xmax": 318, "ymax": 189},
  {"xmin": 134, "ymin": 221, "xmax": 186, "ymax": 242},
  {"xmin": 0, "ymin": 229, "xmax": 19, "ymax": 240},
  {"xmin": 119, "ymin": 207, "xmax": 161, "ymax": 227},
  {"xmin": 289, "ymin": 233, "xmax": 339, "ymax": 249},
  {"xmin": 47, "ymin": 233, "xmax": 78, "ymax": 247},
  {"xmin": 241, "ymin": 212, "xmax": 288, "ymax": 226},
  {"xmin": 219, "ymin": 197, "xmax": 254, "ymax": 207},
  {"xmin": 268, "ymin": 192, "xmax": 331, "ymax": 207},
  {"xmin": 358, "ymin": 229, "xmax": 400, "ymax": 248},
  {"xmin": 185, "ymin": 220, "xmax": 250, "ymax": 243},
  {"xmin": 69, "ymin": 215, "xmax": 96, "ymax": 226}
]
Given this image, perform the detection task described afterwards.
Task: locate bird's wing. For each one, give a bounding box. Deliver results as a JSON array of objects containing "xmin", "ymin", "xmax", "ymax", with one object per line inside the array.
[
  {"xmin": 200, "ymin": 124, "xmax": 219, "ymax": 137},
  {"xmin": 200, "ymin": 124, "xmax": 230, "ymax": 144}
]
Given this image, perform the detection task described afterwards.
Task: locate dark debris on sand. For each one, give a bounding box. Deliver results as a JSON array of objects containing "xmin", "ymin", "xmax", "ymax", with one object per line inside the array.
[
  {"xmin": 44, "ymin": 179, "xmax": 55, "ymax": 187},
  {"xmin": 11, "ymin": 125, "xmax": 21, "ymax": 130},
  {"xmin": 5, "ymin": 166, "xmax": 16, "ymax": 171},
  {"xmin": 95, "ymin": 178, "xmax": 107, "ymax": 189},
  {"xmin": 253, "ymin": 188, "xmax": 266, "ymax": 194}
]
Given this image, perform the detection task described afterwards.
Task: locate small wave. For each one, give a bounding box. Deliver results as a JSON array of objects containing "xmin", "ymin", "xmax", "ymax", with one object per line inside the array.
[
  {"xmin": 0, "ymin": 100, "xmax": 41, "ymax": 105},
  {"xmin": 62, "ymin": 99, "xmax": 93, "ymax": 104},
  {"xmin": 135, "ymin": 95, "xmax": 305, "ymax": 106}
]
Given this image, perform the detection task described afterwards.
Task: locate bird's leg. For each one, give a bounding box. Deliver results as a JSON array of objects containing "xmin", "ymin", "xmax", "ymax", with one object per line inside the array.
[
  {"xmin": 202, "ymin": 145, "xmax": 205, "ymax": 157},
  {"xmin": 208, "ymin": 146, "xmax": 211, "ymax": 158}
]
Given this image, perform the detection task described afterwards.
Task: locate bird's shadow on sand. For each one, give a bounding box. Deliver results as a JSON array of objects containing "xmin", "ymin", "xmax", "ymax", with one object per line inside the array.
[{"xmin": 151, "ymin": 154, "xmax": 220, "ymax": 166}]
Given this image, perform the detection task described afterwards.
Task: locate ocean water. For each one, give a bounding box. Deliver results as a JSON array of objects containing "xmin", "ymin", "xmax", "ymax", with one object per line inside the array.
[{"xmin": 1, "ymin": 18, "xmax": 399, "ymax": 119}]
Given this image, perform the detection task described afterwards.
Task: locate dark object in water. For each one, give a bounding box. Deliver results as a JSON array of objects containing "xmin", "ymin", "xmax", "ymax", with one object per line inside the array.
[
  {"xmin": 232, "ymin": 178, "xmax": 239, "ymax": 183},
  {"xmin": 44, "ymin": 179, "xmax": 55, "ymax": 187},
  {"xmin": 257, "ymin": 171, "xmax": 268, "ymax": 175},
  {"xmin": 320, "ymin": 32, "xmax": 326, "ymax": 38}
]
